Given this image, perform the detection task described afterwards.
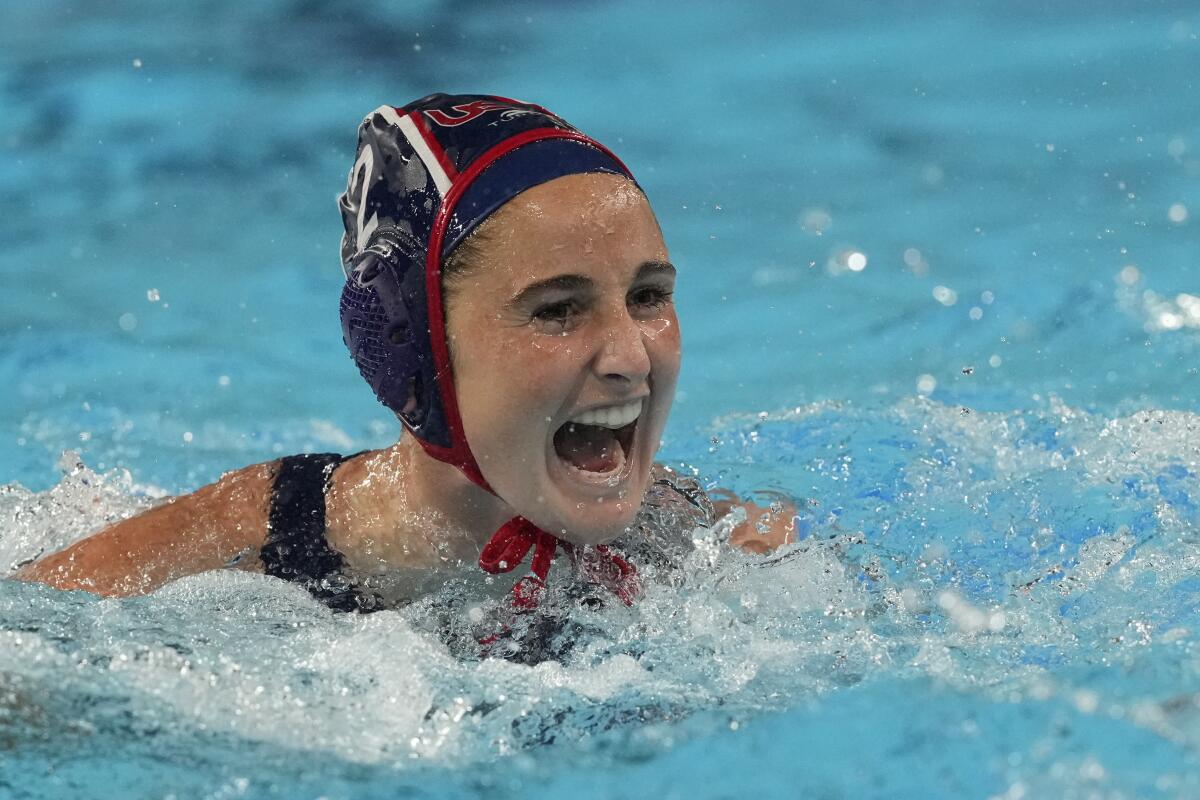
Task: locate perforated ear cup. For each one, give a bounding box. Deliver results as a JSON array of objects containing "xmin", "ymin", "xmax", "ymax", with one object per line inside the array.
[{"xmin": 339, "ymin": 225, "xmax": 446, "ymax": 442}]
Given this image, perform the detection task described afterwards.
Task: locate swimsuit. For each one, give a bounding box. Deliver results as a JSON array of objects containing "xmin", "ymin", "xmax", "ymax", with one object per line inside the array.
[
  {"xmin": 260, "ymin": 452, "xmax": 382, "ymax": 613},
  {"xmin": 260, "ymin": 453, "xmax": 714, "ymax": 619}
]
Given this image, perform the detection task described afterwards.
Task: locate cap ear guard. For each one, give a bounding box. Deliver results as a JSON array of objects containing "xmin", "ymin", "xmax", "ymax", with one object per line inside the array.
[{"xmin": 339, "ymin": 224, "xmax": 438, "ymax": 435}]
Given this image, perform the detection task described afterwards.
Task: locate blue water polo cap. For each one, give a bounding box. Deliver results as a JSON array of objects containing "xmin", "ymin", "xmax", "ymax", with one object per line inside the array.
[{"xmin": 336, "ymin": 93, "xmax": 636, "ymax": 490}]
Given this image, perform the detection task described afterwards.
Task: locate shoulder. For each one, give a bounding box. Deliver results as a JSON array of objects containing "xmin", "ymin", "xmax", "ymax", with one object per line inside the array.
[
  {"xmin": 710, "ymin": 491, "xmax": 797, "ymax": 554},
  {"xmin": 193, "ymin": 459, "xmax": 280, "ymax": 517},
  {"xmin": 190, "ymin": 459, "xmax": 282, "ymax": 554},
  {"xmin": 648, "ymin": 464, "xmax": 798, "ymax": 555},
  {"xmin": 644, "ymin": 462, "xmax": 717, "ymax": 523},
  {"xmin": 609, "ymin": 463, "xmax": 714, "ymax": 574}
]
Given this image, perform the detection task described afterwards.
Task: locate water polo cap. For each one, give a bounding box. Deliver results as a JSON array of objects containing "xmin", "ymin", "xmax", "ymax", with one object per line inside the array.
[{"xmin": 337, "ymin": 93, "xmax": 640, "ymax": 610}]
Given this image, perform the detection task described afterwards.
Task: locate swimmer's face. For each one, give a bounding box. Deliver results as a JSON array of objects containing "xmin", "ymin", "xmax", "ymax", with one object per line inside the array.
[{"xmin": 445, "ymin": 172, "xmax": 680, "ymax": 545}]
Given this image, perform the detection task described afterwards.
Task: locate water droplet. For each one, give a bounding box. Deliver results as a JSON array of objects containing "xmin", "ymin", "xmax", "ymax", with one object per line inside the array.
[
  {"xmin": 1118, "ymin": 265, "xmax": 1140, "ymax": 285},
  {"xmin": 799, "ymin": 208, "xmax": 831, "ymax": 235},
  {"xmin": 932, "ymin": 286, "xmax": 957, "ymax": 306}
]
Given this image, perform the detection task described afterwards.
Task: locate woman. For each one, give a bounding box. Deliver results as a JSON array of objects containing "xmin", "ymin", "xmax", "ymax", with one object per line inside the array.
[{"xmin": 12, "ymin": 94, "xmax": 793, "ymax": 628}]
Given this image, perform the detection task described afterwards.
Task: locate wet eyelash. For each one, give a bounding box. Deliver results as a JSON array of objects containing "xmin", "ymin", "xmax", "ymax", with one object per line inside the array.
[
  {"xmin": 531, "ymin": 300, "xmax": 576, "ymax": 321},
  {"xmin": 630, "ymin": 287, "xmax": 674, "ymax": 307}
]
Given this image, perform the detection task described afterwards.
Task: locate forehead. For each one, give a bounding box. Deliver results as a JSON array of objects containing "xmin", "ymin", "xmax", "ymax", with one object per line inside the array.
[
  {"xmin": 470, "ymin": 172, "xmax": 668, "ymax": 286},
  {"xmin": 505, "ymin": 171, "xmax": 650, "ymax": 221}
]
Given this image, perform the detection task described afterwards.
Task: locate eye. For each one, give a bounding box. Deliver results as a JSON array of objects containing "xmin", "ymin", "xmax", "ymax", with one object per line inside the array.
[
  {"xmin": 628, "ymin": 286, "xmax": 674, "ymax": 313},
  {"xmin": 531, "ymin": 299, "xmax": 580, "ymax": 334}
]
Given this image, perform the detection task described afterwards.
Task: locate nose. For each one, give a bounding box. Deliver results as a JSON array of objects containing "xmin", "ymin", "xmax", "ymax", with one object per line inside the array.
[{"xmin": 593, "ymin": 306, "xmax": 651, "ymax": 387}]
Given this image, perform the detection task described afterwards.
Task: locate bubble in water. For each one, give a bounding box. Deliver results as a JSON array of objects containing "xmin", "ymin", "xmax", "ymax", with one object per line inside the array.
[
  {"xmin": 827, "ymin": 248, "xmax": 867, "ymax": 276},
  {"xmin": 118, "ymin": 312, "xmax": 137, "ymax": 331},
  {"xmin": 1168, "ymin": 203, "xmax": 1189, "ymax": 223},
  {"xmin": 146, "ymin": 288, "xmax": 160, "ymax": 302},
  {"xmin": 800, "ymin": 208, "xmax": 832, "ymax": 235},
  {"xmin": 937, "ymin": 590, "xmax": 1004, "ymax": 633},
  {"xmin": 1118, "ymin": 265, "xmax": 1140, "ymax": 285},
  {"xmin": 1073, "ymin": 689, "xmax": 1100, "ymax": 714}
]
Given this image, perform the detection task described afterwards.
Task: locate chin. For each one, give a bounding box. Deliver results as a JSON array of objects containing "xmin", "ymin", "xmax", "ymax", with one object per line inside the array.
[{"xmin": 549, "ymin": 499, "xmax": 643, "ymax": 547}]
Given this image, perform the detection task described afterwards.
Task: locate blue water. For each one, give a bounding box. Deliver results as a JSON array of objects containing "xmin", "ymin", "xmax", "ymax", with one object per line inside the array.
[{"xmin": 4, "ymin": 1, "xmax": 1200, "ymax": 797}]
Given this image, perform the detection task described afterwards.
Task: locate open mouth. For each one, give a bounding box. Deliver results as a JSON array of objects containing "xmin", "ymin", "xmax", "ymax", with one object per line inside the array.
[{"xmin": 552, "ymin": 401, "xmax": 641, "ymax": 477}]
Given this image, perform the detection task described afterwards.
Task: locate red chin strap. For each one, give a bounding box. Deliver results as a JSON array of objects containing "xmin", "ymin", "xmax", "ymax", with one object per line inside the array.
[
  {"xmin": 477, "ymin": 516, "xmax": 640, "ymax": 611},
  {"xmin": 408, "ymin": 433, "xmax": 642, "ymax": 611}
]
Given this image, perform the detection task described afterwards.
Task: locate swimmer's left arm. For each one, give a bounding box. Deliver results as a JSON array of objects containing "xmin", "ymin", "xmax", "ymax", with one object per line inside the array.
[{"xmin": 711, "ymin": 495, "xmax": 797, "ymax": 554}]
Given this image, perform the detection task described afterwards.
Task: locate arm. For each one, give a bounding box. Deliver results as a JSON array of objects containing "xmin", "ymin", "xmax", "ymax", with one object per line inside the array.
[{"xmin": 9, "ymin": 461, "xmax": 278, "ymax": 597}]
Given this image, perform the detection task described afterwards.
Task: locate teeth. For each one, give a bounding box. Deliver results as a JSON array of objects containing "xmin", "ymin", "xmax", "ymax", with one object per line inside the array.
[{"xmin": 568, "ymin": 400, "xmax": 642, "ymax": 429}]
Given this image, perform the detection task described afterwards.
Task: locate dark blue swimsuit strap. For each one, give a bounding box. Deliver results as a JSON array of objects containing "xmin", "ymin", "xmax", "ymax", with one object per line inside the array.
[{"xmin": 262, "ymin": 451, "xmax": 376, "ymax": 613}]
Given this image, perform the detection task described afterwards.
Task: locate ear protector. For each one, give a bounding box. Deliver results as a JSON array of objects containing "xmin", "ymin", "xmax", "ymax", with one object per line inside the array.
[{"xmin": 340, "ymin": 223, "xmax": 439, "ymax": 437}]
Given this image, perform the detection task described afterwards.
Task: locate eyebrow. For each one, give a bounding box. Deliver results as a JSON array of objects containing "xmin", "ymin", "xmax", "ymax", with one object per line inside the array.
[{"xmin": 508, "ymin": 261, "xmax": 677, "ymax": 307}]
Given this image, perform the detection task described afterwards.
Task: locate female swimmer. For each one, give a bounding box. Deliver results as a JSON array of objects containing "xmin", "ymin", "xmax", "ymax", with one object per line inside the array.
[{"xmin": 12, "ymin": 94, "xmax": 793, "ymax": 625}]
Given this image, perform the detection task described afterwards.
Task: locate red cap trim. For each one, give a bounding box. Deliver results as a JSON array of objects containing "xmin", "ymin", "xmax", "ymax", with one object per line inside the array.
[{"xmin": 418, "ymin": 127, "xmax": 633, "ymax": 494}]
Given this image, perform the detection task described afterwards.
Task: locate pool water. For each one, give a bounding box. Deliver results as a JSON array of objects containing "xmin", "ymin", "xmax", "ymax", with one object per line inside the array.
[{"xmin": 3, "ymin": 1, "xmax": 1200, "ymax": 797}]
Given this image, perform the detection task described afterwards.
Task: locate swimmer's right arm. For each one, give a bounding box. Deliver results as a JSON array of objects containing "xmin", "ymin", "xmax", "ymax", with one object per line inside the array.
[{"xmin": 8, "ymin": 461, "xmax": 278, "ymax": 597}]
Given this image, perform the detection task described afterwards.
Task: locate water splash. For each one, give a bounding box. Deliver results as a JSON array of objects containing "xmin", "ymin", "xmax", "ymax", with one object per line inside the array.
[{"xmin": 2, "ymin": 398, "xmax": 1199, "ymax": 797}]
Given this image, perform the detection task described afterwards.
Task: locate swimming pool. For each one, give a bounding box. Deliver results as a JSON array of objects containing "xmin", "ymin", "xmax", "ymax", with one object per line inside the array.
[{"xmin": 3, "ymin": 0, "xmax": 1199, "ymax": 796}]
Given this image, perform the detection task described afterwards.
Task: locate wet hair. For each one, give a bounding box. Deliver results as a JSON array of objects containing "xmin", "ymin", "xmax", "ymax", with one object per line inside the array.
[
  {"xmin": 439, "ymin": 223, "xmax": 495, "ymax": 368},
  {"xmin": 440, "ymin": 226, "xmax": 489, "ymax": 304}
]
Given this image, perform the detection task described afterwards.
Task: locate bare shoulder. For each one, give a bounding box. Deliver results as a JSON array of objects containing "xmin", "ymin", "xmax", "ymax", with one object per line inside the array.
[{"xmin": 9, "ymin": 460, "xmax": 280, "ymax": 597}]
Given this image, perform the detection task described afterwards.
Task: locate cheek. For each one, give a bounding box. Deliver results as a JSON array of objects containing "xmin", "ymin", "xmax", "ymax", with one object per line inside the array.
[
  {"xmin": 456, "ymin": 335, "xmax": 579, "ymax": 449},
  {"xmin": 646, "ymin": 315, "xmax": 682, "ymax": 376}
]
